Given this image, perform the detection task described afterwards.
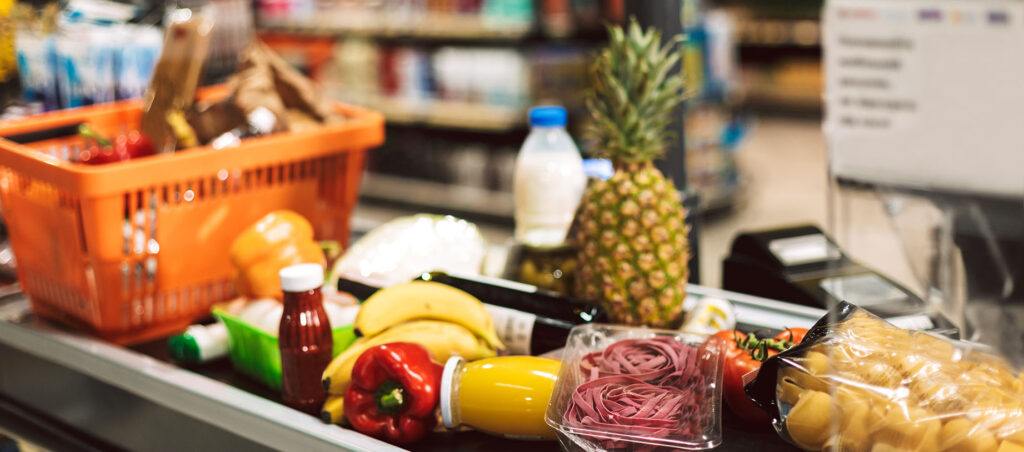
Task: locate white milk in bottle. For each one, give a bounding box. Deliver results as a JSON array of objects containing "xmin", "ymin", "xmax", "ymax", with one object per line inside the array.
[{"xmin": 513, "ymin": 106, "xmax": 585, "ymax": 247}]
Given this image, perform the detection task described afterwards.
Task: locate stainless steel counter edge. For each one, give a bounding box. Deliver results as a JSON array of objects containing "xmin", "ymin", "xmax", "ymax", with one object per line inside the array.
[
  {"xmin": 687, "ymin": 284, "xmax": 827, "ymax": 329},
  {"xmin": 0, "ymin": 297, "xmax": 403, "ymax": 452}
]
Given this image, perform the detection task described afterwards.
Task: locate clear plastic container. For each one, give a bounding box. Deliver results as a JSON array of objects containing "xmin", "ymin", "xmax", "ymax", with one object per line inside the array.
[{"xmin": 545, "ymin": 324, "xmax": 726, "ymax": 451}]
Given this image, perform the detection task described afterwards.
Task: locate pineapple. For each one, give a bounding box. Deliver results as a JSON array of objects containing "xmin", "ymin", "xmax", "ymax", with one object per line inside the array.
[{"xmin": 573, "ymin": 19, "xmax": 690, "ymax": 328}]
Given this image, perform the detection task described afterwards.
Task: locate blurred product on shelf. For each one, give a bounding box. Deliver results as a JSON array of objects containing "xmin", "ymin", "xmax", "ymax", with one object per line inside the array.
[
  {"xmin": 204, "ymin": 0, "xmax": 255, "ymax": 81},
  {"xmin": 321, "ymin": 40, "xmax": 541, "ymax": 130},
  {"xmin": 529, "ymin": 45, "xmax": 589, "ymax": 110},
  {"xmin": 736, "ymin": 16, "xmax": 820, "ymax": 47},
  {"xmin": 686, "ymin": 104, "xmax": 745, "ymax": 212},
  {"xmin": 681, "ymin": 3, "xmax": 746, "ymax": 213},
  {"xmin": 13, "ymin": 2, "xmax": 162, "ymax": 112},
  {"xmin": 740, "ymin": 59, "xmax": 822, "ymax": 112},
  {"xmin": 251, "ymin": 2, "xmax": 638, "ymax": 223},
  {"xmin": 256, "ymin": 0, "xmax": 616, "ymax": 39},
  {"xmin": 0, "ymin": 0, "xmax": 16, "ymax": 108},
  {"xmin": 141, "ymin": 5, "xmax": 213, "ymax": 153},
  {"xmin": 713, "ymin": 1, "xmax": 824, "ymax": 113},
  {"xmin": 7, "ymin": 0, "xmax": 254, "ymax": 116},
  {"xmin": 309, "ymin": 0, "xmax": 743, "ymax": 220}
]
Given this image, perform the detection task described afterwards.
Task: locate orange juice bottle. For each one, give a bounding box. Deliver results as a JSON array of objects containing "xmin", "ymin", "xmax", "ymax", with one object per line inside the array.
[{"xmin": 439, "ymin": 356, "xmax": 560, "ymax": 440}]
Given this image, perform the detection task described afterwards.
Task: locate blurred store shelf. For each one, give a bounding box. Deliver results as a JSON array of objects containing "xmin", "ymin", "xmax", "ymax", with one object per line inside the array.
[
  {"xmin": 739, "ymin": 60, "xmax": 823, "ymax": 115},
  {"xmin": 736, "ymin": 18, "xmax": 820, "ymax": 47},
  {"xmin": 743, "ymin": 83, "xmax": 822, "ymax": 114},
  {"xmin": 360, "ymin": 173, "xmax": 515, "ymax": 219},
  {"xmin": 367, "ymin": 98, "xmax": 525, "ymax": 132},
  {"xmin": 702, "ymin": 184, "xmax": 744, "ymax": 215},
  {"xmin": 258, "ymin": 16, "xmax": 531, "ymax": 42}
]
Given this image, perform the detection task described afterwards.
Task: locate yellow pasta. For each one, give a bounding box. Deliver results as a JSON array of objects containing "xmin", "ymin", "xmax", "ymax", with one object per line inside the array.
[
  {"xmin": 871, "ymin": 406, "xmax": 939, "ymax": 449},
  {"xmin": 941, "ymin": 418, "xmax": 998, "ymax": 452},
  {"xmin": 802, "ymin": 351, "xmax": 830, "ymax": 376},
  {"xmin": 998, "ymin": 441, "xmax": 1024, "ymax": 452},
  {"xmin": 778, "ymin": 376, "xmax": 804, "ymax": 406},
  {"xmin": 776, "ymin": 311, "xmax": 1024, "ymax": 452},
  {"xmin": 780, "ymin": 365, "xmax": 831, "ymax": 394},
  {"xmin": 786, "ymin": 390, "xmax": 834, "ymax": 451},
  {"xmin": 833, "ymin": 398, "xmax": 874, "ymax": 444}
]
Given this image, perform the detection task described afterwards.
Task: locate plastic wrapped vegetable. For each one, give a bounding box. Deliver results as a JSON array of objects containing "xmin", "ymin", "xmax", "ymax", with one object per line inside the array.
[
  {"xmin": 746, "ymin": 302, "xmax": 1024, "ymax": 452},
  {"xmin": 329, "ymin": 214, "xmax": 486, "ymax": 288}
]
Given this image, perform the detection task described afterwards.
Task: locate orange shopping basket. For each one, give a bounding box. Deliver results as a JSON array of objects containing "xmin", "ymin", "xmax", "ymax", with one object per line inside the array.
[{"xmin": 0, "ymin": 95, "xmax": 384, "ymax": 344}]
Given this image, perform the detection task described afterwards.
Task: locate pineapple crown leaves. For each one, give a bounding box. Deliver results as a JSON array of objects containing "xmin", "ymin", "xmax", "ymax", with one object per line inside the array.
[{"xmin": 585, "ymin": 18, "xmax": 688, "ymax": 164}]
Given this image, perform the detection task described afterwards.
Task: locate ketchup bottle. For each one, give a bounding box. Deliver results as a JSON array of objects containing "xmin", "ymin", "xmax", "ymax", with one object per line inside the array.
[{"xmin": 278, "ymin": 263, "xmax": 333, "ymax": 415}]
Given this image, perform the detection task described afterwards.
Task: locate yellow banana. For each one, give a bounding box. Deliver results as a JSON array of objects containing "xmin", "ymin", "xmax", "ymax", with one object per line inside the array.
[
  {"xmin": 320, "ymin": 394, "xmax": 346, "ymax": 425},
  {"xmin": 322, "ymin": 319, "xmax": 497, "ymax": 395},
  {"xmin": 353, "ymin": 281, "xmax": 504, "ymax": 350}
]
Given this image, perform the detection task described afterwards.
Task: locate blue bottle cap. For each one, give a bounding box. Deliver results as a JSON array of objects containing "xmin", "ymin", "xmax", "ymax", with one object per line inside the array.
[{"xmin": 528, "ymin": 106, "xmax": 567, "ymax": 127}]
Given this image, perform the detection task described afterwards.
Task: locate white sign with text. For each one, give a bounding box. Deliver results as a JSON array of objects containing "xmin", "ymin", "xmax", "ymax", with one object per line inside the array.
[{"xmin": 824, "ymin": 0, "xmax": 1024, "ymax": 196}]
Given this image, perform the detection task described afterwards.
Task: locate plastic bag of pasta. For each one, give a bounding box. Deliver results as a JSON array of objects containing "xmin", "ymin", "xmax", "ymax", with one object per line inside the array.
[{"xmin": 746, "ymin": 301, "xmax": 1024, "ymax": 452}]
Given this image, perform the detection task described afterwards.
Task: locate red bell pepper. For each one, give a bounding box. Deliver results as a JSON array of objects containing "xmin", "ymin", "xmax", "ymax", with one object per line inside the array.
[
  {"xmin": 711, "ymin": 328, "xmax": 807, "ymax": 424},
  {"xmin": 343, "ymin": 342, "xmax": 443, "ymax": 445},
  {"xmin": 78, "ymin": 124, "xmax": 154, "ymax": 164},
  {"xmin": 115, "ymin": 130, "xmax": 154, "ymax": 159}
]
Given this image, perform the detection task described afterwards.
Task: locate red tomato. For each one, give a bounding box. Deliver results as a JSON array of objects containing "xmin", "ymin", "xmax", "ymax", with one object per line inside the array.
[{"xmin": 775, "ymin": 328, "xmax": 808, "ymax": 345}]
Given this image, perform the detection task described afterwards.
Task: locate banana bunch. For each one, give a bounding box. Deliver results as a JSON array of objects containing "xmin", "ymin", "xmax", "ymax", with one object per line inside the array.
[{"xmin": 320, "ymin": 281, "xmax": 504, "ymax": 424}]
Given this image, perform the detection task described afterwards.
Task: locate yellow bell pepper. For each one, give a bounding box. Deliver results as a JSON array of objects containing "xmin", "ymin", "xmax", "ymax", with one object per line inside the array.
[{"xmin": 230, "ymin": 210, "xmax": 326, "ymax": 299}]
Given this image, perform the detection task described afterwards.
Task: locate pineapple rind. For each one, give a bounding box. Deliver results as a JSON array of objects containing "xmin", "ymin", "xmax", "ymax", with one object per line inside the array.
[
  {"xmin": 573, "ymin": 19, "xmax": 691, "ymax": 328},
  {"xmin": 574, "ymin": 163, "xmax": 689, "ymax": 327}
]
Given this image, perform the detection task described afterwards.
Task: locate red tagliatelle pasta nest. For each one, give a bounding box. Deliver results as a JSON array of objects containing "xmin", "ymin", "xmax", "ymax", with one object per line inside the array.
[
  {"xmin": 565, "ymin": 337, "xmax": 709, "ymax": 449},
  {"xmin": 579, "ymin": 336, "xmax": 703, "ymax": 388},
  {"xmin": 563, "ymin": 375, "xmax": 703, "ymax": 448}
]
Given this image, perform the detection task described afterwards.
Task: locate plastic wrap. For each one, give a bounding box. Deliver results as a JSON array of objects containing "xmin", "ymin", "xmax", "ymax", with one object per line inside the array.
[
  {"xmin": 545, "ymin": 324, "xmax": 725, "ymax": 451},
  {"xmin": 329, "ymin": 214, "xmax": 487, "ymax": 288},
  {"xmin": 746, "ymin": 302, "xmax": 1024, "ymax": 452}
]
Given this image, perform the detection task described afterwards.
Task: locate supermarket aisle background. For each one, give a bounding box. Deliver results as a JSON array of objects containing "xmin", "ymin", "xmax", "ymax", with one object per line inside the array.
[
  {"xmin": 699, "ymin": 118, "xmax": 827, "ymax": 287},
  {"xmin": 355, "ymin": 117, "xmax": 919, "ymax": 292},
  {"xmin": 699, "ymin": 118, "xmax": 918, "ymax": 292},
  {"xmin": 354, "ymin": 118, "xmax": 830, "ymax": 287}
]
